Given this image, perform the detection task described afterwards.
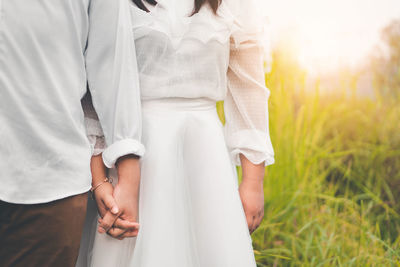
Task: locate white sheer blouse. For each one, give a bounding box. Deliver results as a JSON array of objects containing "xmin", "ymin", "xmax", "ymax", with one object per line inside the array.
[{"xmin": 86, "ymin": 0, "xmax": 274, "ymax": 166}]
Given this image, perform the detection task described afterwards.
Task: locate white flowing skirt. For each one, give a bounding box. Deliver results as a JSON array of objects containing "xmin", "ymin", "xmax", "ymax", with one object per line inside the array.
[{"xmin": 77, "ymin": 98, "xmax": 257, "ymax": 267}]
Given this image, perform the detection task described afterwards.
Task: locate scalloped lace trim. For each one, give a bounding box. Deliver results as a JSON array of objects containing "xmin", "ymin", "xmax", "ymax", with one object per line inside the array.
[{"xmin": 130, "ymin": 1, "xmax": 235, "ymax": 47}]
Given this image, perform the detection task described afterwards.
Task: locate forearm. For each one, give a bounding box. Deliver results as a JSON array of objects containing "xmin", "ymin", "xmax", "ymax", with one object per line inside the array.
[
  {"xmin": 86, "ymin": 0, "xmax": 143, "ymax": 169},
  {"xmin": 239, "ymin": 154, "xmax": 266, "ymax": 233},
  {"xmin": 115, "ymin": 155, "xmax": 141, "ymax": 196},
  {"xmin": 91, "ymin": 154, "xmax": 107, "ymax": 185},
  {"xmin": 240, "ymin": 154, "xmax": 265, "ymax": 185}
]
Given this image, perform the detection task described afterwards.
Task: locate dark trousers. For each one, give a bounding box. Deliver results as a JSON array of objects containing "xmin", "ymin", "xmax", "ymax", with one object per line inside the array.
[{"xmin": 0, "ymin": 192, "xmax": 88, "ymax": 267}]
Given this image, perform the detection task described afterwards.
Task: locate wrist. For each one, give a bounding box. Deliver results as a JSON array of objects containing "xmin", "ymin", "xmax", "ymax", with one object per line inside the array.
[
  {"xmin": 117, "ymin": 176, "xmax": 139, "ymax": 189},
  {"xmin": 241, "ymin": 176, "xmax": 264, "ymax": 192},
  {"xmin": 116, "ymin": 155, "xmax": 140, "ymax": 189},
  {"xmin": 242, "ymin": 176, "xmax": 264, "ymax": 183},
  {"xmin": 91, "ymin": 154, "xmax": 108, "ymax": 185},
  {"xmin": 92, "ymin": 180, "xmax": 114, "ymax": 201},
  {"xmin": 91, "ymin": 177, "xmax": 112, "ymax": 191},
  {"xmin": 92, "ymin": 175, "xmax": 107, "ymax": 186},
  {"xmin": 116, "ymin": 154, "xmax": 140, "ymax": 168},
  {"xmin": 240, "ymin": 154, "xmax": 265, "ymax": 185}
]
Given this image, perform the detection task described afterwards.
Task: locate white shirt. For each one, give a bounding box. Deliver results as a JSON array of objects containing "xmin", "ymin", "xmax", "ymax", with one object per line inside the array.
[
  {"xmin": 0, "ymin": 0, "xmax": 144, "ymax": 204},
  {"xmin": 88, "ymin": 0, "xmax": 274, "ymax": 166}
]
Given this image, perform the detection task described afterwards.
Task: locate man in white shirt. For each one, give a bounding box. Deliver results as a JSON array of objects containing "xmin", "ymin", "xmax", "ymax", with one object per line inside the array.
[{"xmin": 0, "ymin": 0, "xmax": 143, "ymax": 266}]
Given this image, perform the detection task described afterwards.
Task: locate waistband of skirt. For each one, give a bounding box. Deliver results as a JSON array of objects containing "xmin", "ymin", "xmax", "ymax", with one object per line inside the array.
[{"xmin": 142, "ymin": 97, "xmax": 217, "ymax": 111}]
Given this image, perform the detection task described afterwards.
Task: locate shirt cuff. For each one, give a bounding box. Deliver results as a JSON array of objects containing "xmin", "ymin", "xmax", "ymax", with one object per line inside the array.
[
  {"xmin": 226, "ymin": 129, "xmax": 274, "ymax": 167},
  {"xmin": 102, "ymin": 139, "xmax": 145, "ymax": 168}
]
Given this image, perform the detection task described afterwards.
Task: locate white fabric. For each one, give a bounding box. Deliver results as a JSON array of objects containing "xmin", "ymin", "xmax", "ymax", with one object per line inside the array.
[
  {"xmin": 78, "ymin": 1, "xmax": 274, "ymax": 266},
  {"xmin": 130, "ymin": 0, "xmax": 274, "ymax": 166},
  {"xmin": 82, "ymin": 94, "xmax": 106, "ymax": 156},
  {"xmin": 0, "ymin": 0, "xmax": 143, "ymax": 204},
  {"xmin": 83, "ymin": 0, "xmax": 274, "ymax": 165},
  {"xmin": 225, "ymin": 42, "xmax": 275, "ymax": 165},
  {"xmin": 81, "ymin": 98, "xmax": 257, "ymax": 267}
]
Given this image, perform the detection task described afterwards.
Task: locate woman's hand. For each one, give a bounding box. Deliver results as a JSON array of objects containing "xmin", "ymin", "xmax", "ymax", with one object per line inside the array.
[
  {"xmin": 239, "ymin": 154, "xmax": 265, "ymax": 234},
  {"xmin": 239, "ymin": 178, "xmax": 264, "ymax": 234},
  {"xmin": 95, "ymin": 181, "xmax": 140, "ymax": 237},
  {"xmin": 102, "ymin": 181, "xmax": 140, "ymax": 239},
  {"xmin": 90, "ymin": 154, "xmax": 139, "ymax": 236},
  {"xmin": 98, "ymin": 155, "xmax": 141, "ymax": 240}
]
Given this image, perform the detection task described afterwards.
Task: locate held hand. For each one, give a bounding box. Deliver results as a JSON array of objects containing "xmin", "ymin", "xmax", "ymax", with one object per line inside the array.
[
  {"xmin": 98, "ymin": 155, "xmax": 141, "ymax": 240},
  {"xmin": 93, "ymin": 181, "xmax": 139, "ymax": 235},
  {"xmin": 101, "ymin": 182, "xmax": 140, "ymax": 239},
  {"xmin": 239, "ymin": 179, "xmax": 265, "ymax": 234},
  {"xmin": 90, "ymin": 154, "xmax": 139, "ymax": 236},
  {"xmin": 93, "ymin": 181, "xmax": 119, "ymax": 220}
]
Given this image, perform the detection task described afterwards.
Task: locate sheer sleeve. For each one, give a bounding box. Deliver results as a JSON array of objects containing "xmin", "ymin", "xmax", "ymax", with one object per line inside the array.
[
  {"xmin": 224, "ymin": 0, "xmax": 274, "ymax": 166},
  {"xmin": 82, "ymin": 92, "xmax": 106, "ymax": 156},
  {"xmin": 85, "ymin": 0, "xmax": 145, "ymax": 168}
]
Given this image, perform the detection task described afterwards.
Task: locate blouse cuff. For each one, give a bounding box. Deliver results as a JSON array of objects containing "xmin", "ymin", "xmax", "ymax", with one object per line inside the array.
[
  {"xmin": 102, "ymin": 139, "xmax": 146, "ymax": 168},
  {"xmin": 226, "ymin": 129, "xmax": 274, "ymax": 166},
  {"xmin": 231, "ymin": 148, "xmax": 275, "ymax": 167}
]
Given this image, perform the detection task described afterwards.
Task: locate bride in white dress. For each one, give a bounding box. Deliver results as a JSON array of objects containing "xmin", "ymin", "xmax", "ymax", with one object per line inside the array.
[{"xmin": 78, "ymin": 0, "xmax": 274, "ymax": 266}]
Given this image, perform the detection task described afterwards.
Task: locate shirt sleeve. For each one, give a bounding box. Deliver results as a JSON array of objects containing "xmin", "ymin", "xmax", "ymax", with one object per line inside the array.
[
  {"xmin": 85, "ymin": 0, "xmax": 145, "ymax": 168},
  {"xmin": 82, "ymin": 92, "xmax": 106, "ymax": 156},
  {"xmin": 224, "ymin": 0, "xmax": 274, "ymax": 166}
]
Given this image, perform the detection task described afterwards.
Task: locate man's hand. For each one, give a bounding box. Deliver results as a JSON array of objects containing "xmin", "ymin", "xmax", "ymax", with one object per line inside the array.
[
  {"xmin": 98, "ymin": 155, "xmax": 141, "ymax": 239},
  {"xmin": 90, "ymin": 154, "xmax": 139, "ymax": 235},
  {"xmin": 239, "ymin": 154, "xmax": 266, "ymax": 234},
  {"xmin": 94, "ymin": 182, "xmax": 139, "ymax": 235},
  {"xmin": 93, "ymin": 181, "xmax": 119, "ymax": 222}
]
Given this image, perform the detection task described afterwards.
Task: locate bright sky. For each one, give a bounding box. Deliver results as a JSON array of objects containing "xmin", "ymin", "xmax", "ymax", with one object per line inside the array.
[{"xmin": 263, "ymin": 0, "xmax": 400, "ymax": 73}]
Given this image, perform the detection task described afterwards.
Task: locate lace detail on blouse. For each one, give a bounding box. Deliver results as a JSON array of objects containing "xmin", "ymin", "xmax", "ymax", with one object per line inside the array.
[
  {"xmin": 129, "ymin": 0, "xmax": 274, "ymax": 166},
  {"xmin": 82, "ymin": 92, "xmax": 106, "ymax": 156},
  {"xmin": 225, "ymin": 38, "xmax": 274, "ymax": 166}
]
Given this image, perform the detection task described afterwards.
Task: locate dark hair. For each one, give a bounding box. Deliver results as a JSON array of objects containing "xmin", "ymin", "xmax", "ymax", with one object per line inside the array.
[{"xmin": 132, "ymin": 0, "xmax": 221, "ymax": 15}]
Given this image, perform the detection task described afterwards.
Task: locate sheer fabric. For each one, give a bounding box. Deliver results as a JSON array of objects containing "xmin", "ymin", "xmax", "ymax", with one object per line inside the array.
[
  {"xmin": 87, "ymin": 0, "xmax": 274, "ymax": 166},
  {"xmin": 82, "ymin": 93, "xmax": 106, "ymax": 156},
  {"xmin": 79, "ymin": 1, "xmax": 274, "ymax": 266}
]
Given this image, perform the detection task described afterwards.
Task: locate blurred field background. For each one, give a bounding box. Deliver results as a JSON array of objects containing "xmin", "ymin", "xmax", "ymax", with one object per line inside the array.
[{"xmin": 218, "ymin": 7, "xmax": 400, "ymax": 266}]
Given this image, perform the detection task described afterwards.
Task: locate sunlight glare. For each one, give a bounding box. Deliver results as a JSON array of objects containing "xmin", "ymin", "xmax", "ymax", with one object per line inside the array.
[{"xmin": 263, "ymin": 0, "xmax": 400, "ymax": 74}]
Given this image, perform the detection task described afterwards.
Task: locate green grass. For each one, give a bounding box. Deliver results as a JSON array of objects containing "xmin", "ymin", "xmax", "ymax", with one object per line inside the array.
[{"xmin": 219, "ymin": 54, "xmax": 400, "ymax": 266}]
